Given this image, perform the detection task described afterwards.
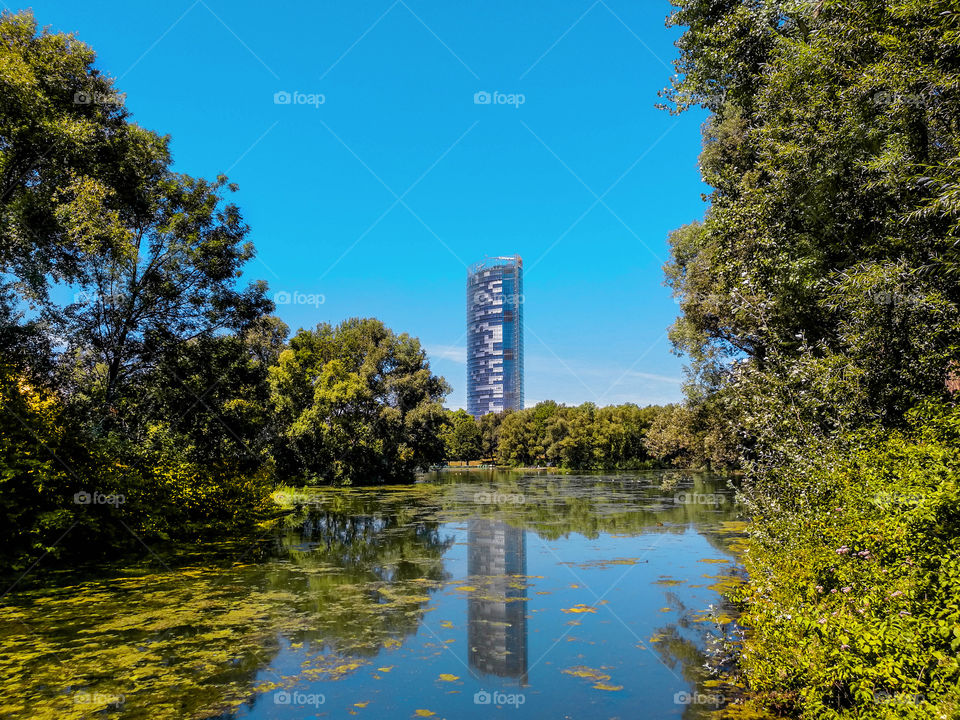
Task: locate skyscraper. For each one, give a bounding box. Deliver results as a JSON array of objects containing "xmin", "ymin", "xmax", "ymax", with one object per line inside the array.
[{"xmin": 467, "ymin": 256, "xmax": 524, "ymax": 418}]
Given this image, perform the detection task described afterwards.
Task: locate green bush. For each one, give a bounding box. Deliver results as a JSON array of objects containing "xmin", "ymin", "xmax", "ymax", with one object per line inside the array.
[
  {"xmin": 0, "ymin": 367, "xmax": 276, "ymax": 573},
  {"xmin": 731, "ymin": 402, "xmax": 960, "ymax": 718}
]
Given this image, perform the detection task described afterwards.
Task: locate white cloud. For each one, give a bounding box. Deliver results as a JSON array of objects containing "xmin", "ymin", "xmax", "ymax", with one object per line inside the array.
[
  {"xmin": 427, "ymin": 344, "xmax": 467, "ymax": 364},
  {"xmin": 622, "ymin": 370, "xmax": 684, "ymax": 385}
]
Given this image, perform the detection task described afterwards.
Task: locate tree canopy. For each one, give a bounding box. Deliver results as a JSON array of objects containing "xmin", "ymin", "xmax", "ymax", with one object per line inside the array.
[{"xmin": 269, "ymin": 318, "xmax": 450, "ymax": 484}]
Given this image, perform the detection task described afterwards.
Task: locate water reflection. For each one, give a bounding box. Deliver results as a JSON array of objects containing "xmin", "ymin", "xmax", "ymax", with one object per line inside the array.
[
  {"xmin": 0, "ymin": 471, "xmax": 745, "ymax": 720},
  {"xmin": 466, "ymin": 518, "xmax": 528, "ymax": 683}
]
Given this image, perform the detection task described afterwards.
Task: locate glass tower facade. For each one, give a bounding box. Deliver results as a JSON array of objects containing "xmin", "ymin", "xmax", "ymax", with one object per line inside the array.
[{"xmin": 466, "ymin": 256, "xmax": 524, "ymax": 418}]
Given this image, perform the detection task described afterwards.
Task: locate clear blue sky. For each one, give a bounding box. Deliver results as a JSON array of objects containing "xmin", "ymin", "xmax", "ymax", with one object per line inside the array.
[{"xmin": 25, "ymin": 0, "xmax": 710, "ymax": 409}]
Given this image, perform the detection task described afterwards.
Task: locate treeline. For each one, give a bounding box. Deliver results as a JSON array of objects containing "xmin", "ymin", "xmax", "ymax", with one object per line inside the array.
[
  {"xmin": 661, "ymin": 0, "xmax": 960, "ymax": 717},
  {"xmin": 0, "ymin": 12, "xmax": 448, "ymax": 571},
  {"xmin": 441, "ymin": 402, "xmax": 671, "ymax": 471}
]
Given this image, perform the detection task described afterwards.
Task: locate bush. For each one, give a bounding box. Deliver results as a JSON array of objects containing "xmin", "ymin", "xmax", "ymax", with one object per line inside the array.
[
  {"xmin": 730, "ymin": 402, "xmax": 960, "ymax": 718},
  {"xmin": 0, "ymin": 367, "xmax": 276, "ymax": 573}
]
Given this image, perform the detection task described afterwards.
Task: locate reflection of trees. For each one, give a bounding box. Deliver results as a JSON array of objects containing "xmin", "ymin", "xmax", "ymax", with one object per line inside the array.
[
  {"xmin": 2, "ymin": 471, "xmax": 745, "ymax": 720},
  {"xmin": 649, "ymin": 586, "xmax": 744, "ymax": 719},
  {"xmin": 429, "ymin": 470, "xmax": 741, "ymax": 541},
  {"xmin": 261, "ymin": 498, "xmax": 454, "ymax": 656}
]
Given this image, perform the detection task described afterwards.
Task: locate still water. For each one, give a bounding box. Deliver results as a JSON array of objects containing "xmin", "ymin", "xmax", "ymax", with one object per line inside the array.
[{"xmin": 0, "ymin": 470, "xmax": 744, "ymax": 719}]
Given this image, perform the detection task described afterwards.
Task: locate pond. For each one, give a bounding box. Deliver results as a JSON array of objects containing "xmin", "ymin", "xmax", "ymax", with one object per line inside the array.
[{"xmin": 0, "ymin": 470, "xmax": 745, "ymax": 719}]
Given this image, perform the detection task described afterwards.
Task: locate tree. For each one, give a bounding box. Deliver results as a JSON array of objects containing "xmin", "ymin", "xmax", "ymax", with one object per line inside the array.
[
  {"xmin": 478, "ymin": 412, "xmax": 503, "ymax": 458},
  {"xmin": 269, "ymin": 318, "xmax": 449, "ymax": 484},
  {"xmin": 0, "ymin": 10, "xmax": 168, "ymax": 301},
  {"xmin": 60, "ymin": 173, "xmax": 272, "ymax": 411},
  {"xmin": 662, "ymin": 0, "xmax": 960, "ymax": 468},
  {"xmin": 440, "ymin": 409, "xmax": 482, "ymax": 461},
  {"xmin": 660, "ymin": 3, "xmax": 960, "ymax": 715},
  {"xmin": 0, "ymin": 11, "xmax": 280, "ymax": 568}
]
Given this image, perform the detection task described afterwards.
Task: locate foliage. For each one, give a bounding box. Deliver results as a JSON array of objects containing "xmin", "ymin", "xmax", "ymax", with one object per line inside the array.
[
  {"xmin": 442, "ymin": 401, "xmax": 670, "ymax": 471},
  {"xmin": 58, "ymin": 171, "xmax": 272, "ymax": 407},
  {"xmin": 440, "ymin": 409, "xmax": 483, "ymax": 460},
  {"xmin": 269, "ymin": 318, "xmax": 450, "ymax": 484},
  {"xmin": 0, "ymin": 362, "xmax": 275, "ymax": 570},
  {"xmin": 661, "ymin": 1, "xmax": 960, "ymax": 715},
  {"xmin": 729, "ymin": 404, "xmax": 960, "ymax": 718},
  {"xmin": 0, "ymin": 10, "xmax": 163, "ymax": 301},
  {"xmin": 662, "ymin": 0, "xmax": 960, "ymax": 469}
]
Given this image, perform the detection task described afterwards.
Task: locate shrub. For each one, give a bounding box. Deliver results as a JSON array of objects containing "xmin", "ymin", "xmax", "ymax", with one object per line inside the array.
[{"xmin": 731, "ymin": 402, "xmax": 960, "ymax": 718}]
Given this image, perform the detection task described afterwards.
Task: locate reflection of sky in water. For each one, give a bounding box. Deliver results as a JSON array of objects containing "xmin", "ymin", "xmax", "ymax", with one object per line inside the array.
[{"xmin": 236, "ymin": 477, "xmax": 740, "ymax": 720}]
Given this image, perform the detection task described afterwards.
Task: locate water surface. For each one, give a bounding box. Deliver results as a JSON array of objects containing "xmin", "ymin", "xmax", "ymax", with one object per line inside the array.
[{"xmin": 0, "ymin": 470, "xmax": 744, "ymax": 719}]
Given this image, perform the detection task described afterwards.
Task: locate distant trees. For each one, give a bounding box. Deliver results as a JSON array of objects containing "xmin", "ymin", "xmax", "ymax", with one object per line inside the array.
[
  {"xmin": 443, "ymin": 402, "xmax": 672, "ymax": 471},
  {"xmin": 439, "ymin": 409, "xmax": 483, "ymax": 461}
]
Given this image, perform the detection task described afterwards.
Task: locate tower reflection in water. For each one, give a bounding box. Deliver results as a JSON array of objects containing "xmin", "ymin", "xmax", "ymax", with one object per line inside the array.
[{"xmin": 467, "ymin": 517, "xmax": 529, "ymax": 685}]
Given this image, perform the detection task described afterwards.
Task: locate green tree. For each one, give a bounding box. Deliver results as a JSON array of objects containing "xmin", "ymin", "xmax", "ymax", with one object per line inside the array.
[
  {"xmin": 440, "ymin": 409, "xmax": 482, "ymax": 461},
  {"xmin": 478, "ymin": 411, "xmax": 503, "ymax": 458},
  {"xmin": 60, "ymin": 173, "xmax": 272, "ymax": 411},
  {"xmin": 269, "ymin": 318, "xmax": 449, "ymax": 484},
  {"xmin": 663, "ymin": 0, "xmax": 960, "ymax": 467},
  {"xmin": 0, "ymin": 10, "xmax": 167, "ymax": 302}
]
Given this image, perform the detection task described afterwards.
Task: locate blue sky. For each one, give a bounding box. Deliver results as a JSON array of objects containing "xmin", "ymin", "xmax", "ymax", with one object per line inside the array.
[{"xmin": 26, "ymin": 0, "xmax": 710, "ymax": 409}]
